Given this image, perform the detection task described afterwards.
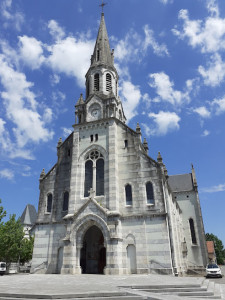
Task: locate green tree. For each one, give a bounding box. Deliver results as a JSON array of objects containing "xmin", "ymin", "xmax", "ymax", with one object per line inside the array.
[
  {"xmin": 0, "ymin": 215, "xmax": 24, "ymax": 263},
  {"xmin": 0, "ymin": 199, "xmax": 6, "ymax": 224},
  {"xmin": 206, "ymin": 233, "xmax": 225, "ymax": 265},
  {"xmin": 20, "ymin": 236, "xmax": 34, "ymax": 264}
]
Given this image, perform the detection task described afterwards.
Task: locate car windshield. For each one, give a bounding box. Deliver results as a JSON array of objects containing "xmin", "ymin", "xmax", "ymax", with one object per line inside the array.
[
  {"xmin": 207, "ymin": 264, "xmax": 219, "ymax": 269},
  {"xmin": 0, "ymin": 263, "xmax": 6, "ymax": 268}
]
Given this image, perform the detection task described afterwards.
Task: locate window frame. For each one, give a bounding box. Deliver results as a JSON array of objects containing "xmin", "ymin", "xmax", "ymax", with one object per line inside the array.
[
  {"xmin": 94, "ymin": 73, "xmax": 100, "ymax": 91},
  {"xmin": 146, "ymin": 181, "xmax": 155, "ymax": 205},
  {"xmin": 46, "ymin": 193, "xmax": 53, "ymax": 214},
  {"xmin": 189, "ymin": 218, "xmax": 197, "ymax": 245},
  {"xmin": 106, "ymin": 73, "xmax": 112, "ymax": 92},
  {"xmin": 125, "ymin": 184, "xmax": 133, "ymax": 206},
  {"xmin": 62, "ymin": 191, "xmax": 69, "ymax": 212}
]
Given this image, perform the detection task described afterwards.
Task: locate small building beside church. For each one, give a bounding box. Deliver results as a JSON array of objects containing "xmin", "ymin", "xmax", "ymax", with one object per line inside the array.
[{"xmin": 31, "ymin": 12, "xmax": 208, "ymax": 275}]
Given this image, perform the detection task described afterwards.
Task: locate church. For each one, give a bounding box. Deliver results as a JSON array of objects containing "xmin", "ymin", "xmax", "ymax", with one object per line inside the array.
[{"xmin": 31, "ymin": 11, "xmax": 208, "ymax": 275}]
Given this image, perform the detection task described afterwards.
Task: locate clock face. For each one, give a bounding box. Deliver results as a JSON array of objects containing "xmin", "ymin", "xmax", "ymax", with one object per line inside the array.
[{"xmin": 91, "ymin": 109, "xmax": 100, "ymax": 118}]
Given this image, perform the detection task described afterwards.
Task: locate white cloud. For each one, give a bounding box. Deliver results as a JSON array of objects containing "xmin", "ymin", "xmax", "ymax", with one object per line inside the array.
[
  {"xmin": 146, "ymin": 111, "xmax": 180, "ymax": 136},
  {"xmin": 159, "ymin": 0, "xmax": 173, "ymax": 4},
  {"xmin": 47, "ymin": 36, "xmax": 94, "ymax": 87},
  {"xmin": 1, "ymin": 0, "xmax": 24, "ymax": 31},
  {"xmin": 211, "ymin": 97, "xmax": 225, "ymax": 115},
  {"xmin": 43, "ymin": 108, "xmax": 53, "ymax": 123},
  {"xmin": 0, "ymin": 168, "xmax": 14, "ymax": 180},
  {"xmin": 193, "ymin": 106, "xmax": 211, "ymax": 118},
  {"xmin": 0, "ymin": 54, "xmax": 54, "ymax": 153},
  {"xmin": 202, "ymin": 130, "xmax": 210, "ymax": 137},
  {"xmin": 18, "ymin": 36, "xmax": 45, "ymax": 70},
  {"xmin": 201, "ymin": 183, "xmax": 225, "ymax": 193},
  {"xmin": 172, "ymin": 9, "xmax": 225, "ymax": 53},
  {"xmin": 206, "ymin": 0, "xmax": 219, "ymax": 17},
  {"xmin": 62, "ymin": 127, "xmax": 73, "ymax": 138},
  {"xmin": 120, "ymin": 81, "xmax": 142, "ymax": 121},
  {"xmin": 148, "ymin": 72, "xmax": 190, "ymax": 105},
  {"xmin": 50, "ymin": 74, "xmax": 60, "ymax": 86},
  {"xmin": 115, "ymin": 26, "xmax": 168, "ymax": 64},
  {"xmin": 48, "ymin": 20, "xmax": 66, "ymax": 41},
  {"xmin": 143, "ymin": 25, "xmax": 169, "ymax": 56},
  {"xmin": 198, "ymin": 54, "xmax": 225, "ymax": 87}
]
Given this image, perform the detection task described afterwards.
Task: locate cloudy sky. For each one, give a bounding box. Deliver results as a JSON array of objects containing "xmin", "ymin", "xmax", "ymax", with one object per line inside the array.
[{"xmin": 0, "ymin": 0, "xmax": 225, "ymax": 245}]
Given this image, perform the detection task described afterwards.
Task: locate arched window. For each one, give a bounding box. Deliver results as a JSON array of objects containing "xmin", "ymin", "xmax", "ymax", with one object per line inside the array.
[
  {"xmin": 94, "ymin": 73, "xmax": 99, "ymax": 91},
  {"xmin": 84, "ymin": 160, "xmax": 93, "ymax": 197},
  {"xmin": 125, "ymin": 184, "xmax": 132, "ymax": 206},
  {"xmin": 96, "ymin": 159, "xmax": 104, "ymax": 196},
  {"xmin": 63, "ymin": 191, "xmax": 69, "ymax": 211},
  {"xmin": 146, "ymin": 182, "xmax": 154, "ymax": 204},
  {"xmin": 189, "ymin": 218, "xmax": 197, "ymax": 244},
  {"xmin": 84, "ymin": 150, "xmax": 104, "ymax": 197},
  {"xmin": 106, "ymin": 73, "xmax": 112, "ymax": 91},
  {"xmin": 47, "ymin": 193, "xmax": 52, "ymax": 213}
]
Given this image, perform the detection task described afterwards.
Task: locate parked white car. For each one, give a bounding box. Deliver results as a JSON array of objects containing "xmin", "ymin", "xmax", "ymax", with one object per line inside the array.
[
  {"xmin": 206, "ymin": 263, "xmax": 222, "ymax": 278},
  {"xmin": 0, "ymin": 262, "xmax": 6, "ymax": 276}
]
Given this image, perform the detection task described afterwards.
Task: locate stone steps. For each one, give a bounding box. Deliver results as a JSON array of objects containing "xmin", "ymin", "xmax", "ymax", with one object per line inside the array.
[
  {"xmin": 122, "ymin": 279, "xmax": 222, "ymax": 299},
  {"xmin": 0, "ymin": 292, "xmax": 147, "ymax": 300}
]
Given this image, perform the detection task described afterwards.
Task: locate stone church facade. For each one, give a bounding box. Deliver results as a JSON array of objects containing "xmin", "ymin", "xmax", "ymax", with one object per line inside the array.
[{"xmin": 31, "ymin": 13, "xmax": 208, "ymax": 275}]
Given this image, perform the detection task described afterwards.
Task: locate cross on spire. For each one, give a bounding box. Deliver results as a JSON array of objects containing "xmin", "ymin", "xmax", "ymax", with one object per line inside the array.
[{"xmin": 99, "ymin": 0, "xmax": 107, "ymax": 13}]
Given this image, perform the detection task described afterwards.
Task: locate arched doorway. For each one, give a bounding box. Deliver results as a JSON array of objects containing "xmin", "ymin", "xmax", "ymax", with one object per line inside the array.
[
  {"xmin": 80, "ymin": 225, "xmax": 106, "ymax": 274},
  {"xmin": 127, "ymin": 244, "xmax": 137, "ymax": 274}
]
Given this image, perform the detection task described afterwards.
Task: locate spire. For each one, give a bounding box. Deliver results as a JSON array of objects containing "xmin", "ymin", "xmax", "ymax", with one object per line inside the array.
[
  {"xmin": 91, "ymin": 13, "xmax": 114, "ymax": 68},
  {"xmin": 76, "ymin": 93, "xmax": 84, "ymax": 106}
]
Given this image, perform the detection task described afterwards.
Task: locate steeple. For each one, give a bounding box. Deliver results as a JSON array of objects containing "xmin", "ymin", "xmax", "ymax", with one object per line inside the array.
[
  {"xmin": 91, "ymin": 13, "xmax": 115, "ymax": 68},
  {"xmin": 75, "ymin": 10, "xmax": 126, "ymax": 125}
]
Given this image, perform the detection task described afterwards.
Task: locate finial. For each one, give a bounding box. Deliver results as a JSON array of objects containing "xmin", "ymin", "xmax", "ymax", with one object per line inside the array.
[
  {"xmin": 157, "ymin": 151, "xmax": 163, "ymax": 165},
  {"xmin": 100, "ymin": 0, "xmax": 107, "ymax": 13},
  {"xmin": 136, "ymin": 122, "xmax": 141, "ymax": 134},
  {"xmin": 191, "ymin": 163, "xmax": 198, "ymax": 191},
  {"xmin": 143, "ymin": 138, "xmax": 149, "ymax": 153},
  {"xmin": 40, "ymin": 168, "xmax": 46, "ymax": 180},
  {"xmin": 57, "ymin": 137, "xmax": 62, "ymax": 148},
  {"xmin": 76, "ymin": 93, "xmax": 84, "ymax": 105},
  {"xmin": 163, "ymin": 164, "xmax": 168, "ymax": 178}
]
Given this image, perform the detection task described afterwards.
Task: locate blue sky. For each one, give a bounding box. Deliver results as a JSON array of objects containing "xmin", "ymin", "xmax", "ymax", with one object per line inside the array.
[{"xmin": 0, "ymin": 0, "xmax": 225, "ymax": 247}]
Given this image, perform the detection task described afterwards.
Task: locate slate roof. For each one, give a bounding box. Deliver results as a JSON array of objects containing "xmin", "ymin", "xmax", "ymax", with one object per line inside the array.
[
  {"xmin": 20, "ymin": 204, "xmax": 37, "ymax": 225},
  {"xmin": 91, "ymin": 13, "xmax": 114, "ymax": 68},
  {"xmin": 168, "ymin": 173, "xmax": 194, "ymax": 192}
]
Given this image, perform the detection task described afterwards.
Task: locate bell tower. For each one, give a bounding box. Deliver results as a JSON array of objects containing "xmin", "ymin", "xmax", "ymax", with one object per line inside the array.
[{"xmin": 75, "ymin": 12, "xmax": 126, "ymax": 124}]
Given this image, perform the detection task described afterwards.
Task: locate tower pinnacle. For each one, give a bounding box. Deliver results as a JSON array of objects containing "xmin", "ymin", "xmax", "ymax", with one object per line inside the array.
[{"xmin": 99, "ymin": 0, "xmax": 107, "ymax": 13}]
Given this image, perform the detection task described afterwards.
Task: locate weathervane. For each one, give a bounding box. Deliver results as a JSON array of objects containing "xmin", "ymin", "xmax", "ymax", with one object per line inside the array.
[{"xmin": 100, "ymin": 0, "xmax": 107, "ymax": 13}]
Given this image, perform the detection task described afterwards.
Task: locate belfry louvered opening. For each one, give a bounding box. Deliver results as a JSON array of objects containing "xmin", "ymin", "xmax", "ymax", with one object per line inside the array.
[
  {"xmin": 94, "ymin": 73, "xmax": 99, "ymax": 91},
  {"xmin": 106, "ymin": 73, "xmax": 112, "ymax": 91}
]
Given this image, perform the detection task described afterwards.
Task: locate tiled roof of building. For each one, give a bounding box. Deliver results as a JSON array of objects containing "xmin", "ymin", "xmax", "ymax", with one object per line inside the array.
[
  {"xmin": 168, "ymin": 173, "xmax": 194, "ymax": 192},
  {"xmin": 206, "ymin": 241, "xmax": 215, "ymax": 254},
  {"xmin": 20, "ymin": 204, "xmax": 37, "ymax": 225}
]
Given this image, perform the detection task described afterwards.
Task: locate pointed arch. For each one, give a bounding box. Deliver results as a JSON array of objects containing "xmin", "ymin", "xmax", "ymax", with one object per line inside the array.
[
  {"xmin": 146, "ymin": 181, "xmax": 155, "ymax": 205},
  {"xmin": 106, "ymin": 73, "xmax": 112, "ymax": 91},
  {"xmin": 47, "ymin": 193, "xmax": 52, "ymax": 213},
  {"xmin": 94, "ymin": 73, "xmax": 99, "ymax": 91},
  {"xmin": 63, "ymin": 191, "xmax": 69, "ymax": 211},
  {"xmin": 189, "ymin": 218, "xmax": 197, "ymax": 244},
  {"xmin": 125, "ymin": 184, "xmax": 132, "ymax": 206}
]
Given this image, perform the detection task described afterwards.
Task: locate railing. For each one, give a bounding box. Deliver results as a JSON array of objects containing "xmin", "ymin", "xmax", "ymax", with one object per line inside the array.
[
  {"xmin": 186, "ymin": 260, "xmax": 206, "ymax": 276},
  {"xmin": 30, "ymin": 261, "xmax": 48, "ymax": 274},
  {"xmin": 149, "ymin": 259, "xmax": 173, "ymax": 275}
]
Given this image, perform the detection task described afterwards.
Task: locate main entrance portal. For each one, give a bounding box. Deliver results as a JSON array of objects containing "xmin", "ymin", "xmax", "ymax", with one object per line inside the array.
[{"xmin": 80, "ymin": 225, "xmax": 106, "ymax": 274}]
